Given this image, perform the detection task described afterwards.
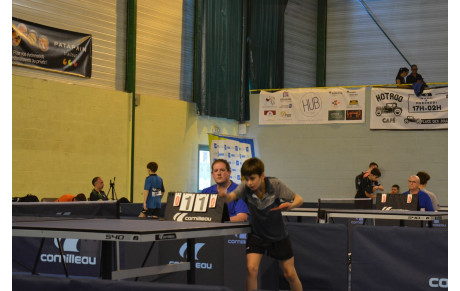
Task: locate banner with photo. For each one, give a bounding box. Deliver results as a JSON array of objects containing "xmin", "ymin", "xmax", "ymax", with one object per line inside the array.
[
  {"xmin": 370, "ymin": 87, "xmax": 448, "ymax": 129},
  {"xmin": 208, "ymin": 134, "xmax": 255, "ymax": 183},
  {"xmin": 259, "ymin": 87, "xmax": 366, "ymax": 125},
  {"xmin": 12, "ymin": 17, "xmax": 92, "ymax": 78}
]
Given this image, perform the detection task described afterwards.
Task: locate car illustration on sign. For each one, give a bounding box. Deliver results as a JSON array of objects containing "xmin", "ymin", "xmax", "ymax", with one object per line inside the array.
[
  {"xmin": 404, "ymin": 116, "xmax": 421, "ymax": 124},
  {"xmin": 375, "ymin": 102, "xmax": 402, "ymax": 116}
]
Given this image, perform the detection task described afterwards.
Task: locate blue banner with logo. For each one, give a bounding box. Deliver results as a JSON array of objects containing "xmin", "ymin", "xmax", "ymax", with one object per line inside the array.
[
  {"xmin": 152, "ymin": 236, "xmax": 247, "ymax": 290},
  {"xmin": 13, "ymin": 237, "xmax": 100, "ymax": 277},
  {"xmin": 351, "ymin": 226, "xmax": 448, "ymax": 290},
  {"xmin": 208, "ymin": 134, "xmax": 255, "ymax": 184},
  {"xmin": 12, "ymin": 17, "xmax": 92, "ymax": 78}
]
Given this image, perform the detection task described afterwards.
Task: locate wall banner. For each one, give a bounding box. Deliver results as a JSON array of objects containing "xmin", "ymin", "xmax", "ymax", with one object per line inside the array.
[
  {"xmin": 370, "ymin": 87, "xmax": 448, "ymax": 129},
  {"xmin": 208, "ymin": 134, "xmax": 255, "ymax": 183},
  {"xmin": 259, "ymin": 87, "xmax": 366, "ymax": 125},
  {"xmin": 12, "ymin": 17, "xmax": 92, "ymax": 78}
]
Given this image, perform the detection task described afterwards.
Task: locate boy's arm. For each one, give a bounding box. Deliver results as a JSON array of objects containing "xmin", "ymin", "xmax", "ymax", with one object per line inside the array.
[
  {"xmin": 217, "ymin": 188, "xmax": 238, "ymax": 204},
  {"xmin": 230, "ymin": 212, "xmax": 248, "ymax": 222},
  {"xmin": 290, "ymin": 193, "xmax": 304, "ymax": 209},
  {"xmin": 143, "ymin": 189, "xmax": 149, "ymax": 209},
  {"xmin": 364, "ymin": 191, "xmax": 376, "ymax": 199},
  {"xmin": 372, "ymin": 185, "xmax": 384, "ymax": 192},
  {"xmin": 271, "ymin": 193, "xmax": 304, "ymax": 211}
]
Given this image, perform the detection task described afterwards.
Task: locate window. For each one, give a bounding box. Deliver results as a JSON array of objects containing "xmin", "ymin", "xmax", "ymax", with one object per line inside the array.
[{"xmin": 198, "ymin": 145, "xmax": 211, "ymax": 191}]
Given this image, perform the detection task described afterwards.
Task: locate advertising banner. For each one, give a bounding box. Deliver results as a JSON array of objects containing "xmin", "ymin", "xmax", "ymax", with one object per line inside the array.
[
  {"xmin": 13, "ymin": 237, "xmax": 100, "ymax": 277},
  {"xmin": 12, "ymin": 17, "xmax": 92, "ymax": 78},
  {"xmin": 259, "ymin": 87, "xmax": 366, "ymax": 125},
  {"xmin": 208, "ymin": 134, "xmax": 255, "ymax": 184},
  {"xmin": 370, "ymin": 87, "xmax": 448, "ymax": 129}
]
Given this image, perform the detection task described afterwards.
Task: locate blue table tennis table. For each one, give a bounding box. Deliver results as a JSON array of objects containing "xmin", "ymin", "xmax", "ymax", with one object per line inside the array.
[{"xmin": 12, "ymin": 217, "xmax": 250, "ymax": 282}]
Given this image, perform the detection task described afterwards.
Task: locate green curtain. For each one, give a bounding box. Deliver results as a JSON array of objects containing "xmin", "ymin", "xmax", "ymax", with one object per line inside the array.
[
  {"xmin": 193, "ymin": 0, "xmax": 286, "ymax": 121},
  {"xmin": 194, "ymin": 0, "xmax": 248, "ymax": 121},
  {"xmin": 248, "ymin": 0, "xmax": 287, "ymax": 90}
]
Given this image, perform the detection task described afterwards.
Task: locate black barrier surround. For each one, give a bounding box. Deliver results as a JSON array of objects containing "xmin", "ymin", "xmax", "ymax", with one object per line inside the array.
[
  {"xmin": 13, "ymin": 274, "xmax": 234, "ymax": 291},
  {"xmin": 351, "ymin": 226, "xmax": 448, "ymax": 291},
  {"xmin": 164, "ymin": 192, "xmax": 230, "ymax": 222},
  {"xmin": 259, "ymin": 223, "xmax": 349, "ymax": 291},
  {"xmin": 12, "ymin": 201, "xmax": 120, "ymax": 219}
]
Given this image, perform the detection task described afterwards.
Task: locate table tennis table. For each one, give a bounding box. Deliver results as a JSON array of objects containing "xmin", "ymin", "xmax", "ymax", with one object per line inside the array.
[
  {"xmin": 281, "ymin": 208, "xmax": 448, "ymax": 227},
  {"xmin": 12, "ymin": 217, "xmax": 250, "ymax": 282},
  {"xmin": 325, "ymin": 209, "xmax": 448, "ymax": 227},
  {"xmin": 282, "ymin": 208, "xmax": 318, "ymax": 217}
]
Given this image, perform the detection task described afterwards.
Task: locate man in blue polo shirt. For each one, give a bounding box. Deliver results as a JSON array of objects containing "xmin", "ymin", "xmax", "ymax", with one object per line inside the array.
[
  {"xmin": 403, "ymin": 175, "xmax": 434, "ymax": 211},
  {"xmin": 201, "ymin": 159, "xmax": 249, "ymax": 222}
]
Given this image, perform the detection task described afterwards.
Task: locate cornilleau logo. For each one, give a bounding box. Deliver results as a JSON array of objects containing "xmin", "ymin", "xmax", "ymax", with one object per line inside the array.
[
  {"xmin": 169, "ymin": 242, "xmax": 213, "ymax": 270},
  {"xmin": 173, "ymin": 213, "xmax": 188, "ymax": 221},
  {"xmin": 228, "ymin": 233, "xmax": 247, "ymax": 244},
  {"xmin": 54, "ymin": 238, "xmax": 79, "ymax": 252},
  {"xmin": 179, "ymin": 242, "xmax": 206, "ymax": 260},
  {"xmin": 173, "ymin": 213, "xmax": 212, "ymax": 222},
  {"xmin": 39, "ymin": 238, "xmax": 97, "ymax": 265},
  {"xmin": 429, "ymin": 278, "xmax": 448, "ymax": 288}
]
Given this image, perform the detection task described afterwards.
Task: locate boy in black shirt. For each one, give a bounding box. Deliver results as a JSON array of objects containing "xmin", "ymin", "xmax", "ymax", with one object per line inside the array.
[
  {"xmin": 219, "ymin": 157, "xmax": 303, "ymax": 291},
  {"xmin": 355, "ymin": 168, "xmax": 384, "ymax": 199}
]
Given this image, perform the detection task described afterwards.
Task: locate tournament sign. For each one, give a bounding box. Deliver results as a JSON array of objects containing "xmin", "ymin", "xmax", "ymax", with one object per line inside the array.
[
  {"xmin": 12, "ymin": 17, "xmax": 92, "ymax": 78},
  {"xmin": 164, "ymin": 192, "xmax": 230, "ymax": 222}
]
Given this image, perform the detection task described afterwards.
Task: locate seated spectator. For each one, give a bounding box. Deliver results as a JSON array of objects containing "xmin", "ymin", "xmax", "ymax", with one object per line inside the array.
[
  {"xmin": 118, "ymin": 197, "xmax": 130, "ymax": 203},
  {"xmin": 403, "ymin": 175, "xmax": 434, "ymax": 211},
  {"xmin": 89, "ymin": 177, "xmax": 109, "ymax": 201},
  {"xmin": 201, "ymin": 159, "xmax": 249, "ymax": 222},
  {"xmin": 389, "ymin": 184, "xmax": 400, "ymax": 194},
  {"xmin": 55, "ymin": 193, "xmax": 87, "ymax": 202},
  {"xmin": 416, "ymin": 171, "xmax": 440, "ymax": 211}
]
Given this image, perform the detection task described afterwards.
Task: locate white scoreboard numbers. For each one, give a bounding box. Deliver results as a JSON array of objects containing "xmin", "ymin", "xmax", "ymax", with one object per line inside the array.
[
  {"xmin": 164, "ymin": 192, "xmax": 229, "ymax": 222},
  {"xmin": 178, "ymin": 193, "xmax": 196, "ymax": 212}
]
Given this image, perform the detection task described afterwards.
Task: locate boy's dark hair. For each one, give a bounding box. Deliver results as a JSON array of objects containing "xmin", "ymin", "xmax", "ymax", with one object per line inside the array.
[
  {"xmin": 118, "ymin": 197, "xmax": 130, "ymax": 203},
  {"xmin": 92, "ymin": 177, "xmax": 100, "ymax": 186},
  {"xmin": 212, "ymin": 159, "xmax": 231, "ymax": 172},
  {"xmin": 147, "ymin": 162, "xmax": 159, "ymax": 173},
  {"xmin": 17, "ymin": 194, "xmax": 39, "ymax": 202},
  {"xmin": 241, "ymin": 157, "xmax": 264, "ymax": 177},
  {"xmin": 416, "ymin": 171, "xmax": 430, "ymax": 185},
  {"xmin": 392, "ymin": 184, "xmax": 400, "ymax": 190},
  {"xmin": 369, "ymin": 162, "xmax": 378, "ymax": 168},
  {"xmin": 370, "ymin": 168, "xmax": 381, "ymax": 177},
  {"xmin": 74, "ymin": 193, "xmax": 87, "ymax": 201}
]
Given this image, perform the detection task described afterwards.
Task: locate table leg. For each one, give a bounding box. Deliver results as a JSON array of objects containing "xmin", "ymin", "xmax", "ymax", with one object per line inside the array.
[
  {"xmin": 187, "ymin": 238, "xmax": 195, "ymax": 284},
  {"xmin": 100, "ymin": 241, "xmax": 113, "ymax": 279}
]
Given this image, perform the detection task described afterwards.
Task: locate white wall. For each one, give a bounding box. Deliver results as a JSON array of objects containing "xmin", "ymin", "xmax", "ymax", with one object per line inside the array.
[{"xmin": 247, "ymin": 89, "xmax": 448, "ymax": 205}]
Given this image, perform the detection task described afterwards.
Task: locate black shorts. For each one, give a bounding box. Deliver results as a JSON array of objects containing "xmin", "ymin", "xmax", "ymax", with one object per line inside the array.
[{"xmin": 246, "ymin": 233, "xmax": 294, "ymax": 261}]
